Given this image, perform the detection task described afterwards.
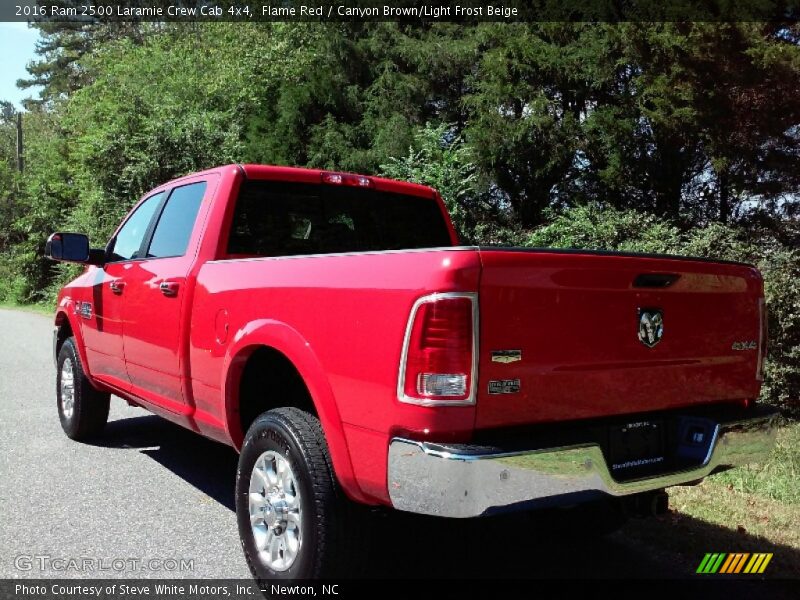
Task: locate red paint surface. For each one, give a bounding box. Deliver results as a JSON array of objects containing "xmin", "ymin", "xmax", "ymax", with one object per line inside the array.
[{"xmin": 53, "ymin": 164, "xmax": 765, "ymax": 507}]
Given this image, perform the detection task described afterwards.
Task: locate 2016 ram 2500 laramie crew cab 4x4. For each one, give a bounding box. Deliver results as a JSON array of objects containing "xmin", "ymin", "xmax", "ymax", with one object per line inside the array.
[{"xmin": 46, "ymin": 164, "xmax": 776, "ymax": 580}]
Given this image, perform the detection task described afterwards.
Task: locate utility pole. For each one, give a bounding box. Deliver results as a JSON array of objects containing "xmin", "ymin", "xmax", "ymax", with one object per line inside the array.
[{"xmin": 16, "ymin": 112, "xmax": 24, "ymax": 173}]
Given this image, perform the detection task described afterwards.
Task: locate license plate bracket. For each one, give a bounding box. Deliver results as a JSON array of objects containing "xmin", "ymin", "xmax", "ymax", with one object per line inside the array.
[{"xmin": 608, "ymin": 419, "xmax": 665, "ymax": 478}]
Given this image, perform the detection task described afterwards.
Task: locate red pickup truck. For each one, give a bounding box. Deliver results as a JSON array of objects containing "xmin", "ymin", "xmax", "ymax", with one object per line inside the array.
[{"xmin": 46, "ymin": 164, "xmax": 776, "ymax": 580}]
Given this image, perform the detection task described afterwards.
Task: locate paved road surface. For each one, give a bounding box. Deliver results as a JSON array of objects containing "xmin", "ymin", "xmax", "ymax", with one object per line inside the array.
[
  {"xmin": 0, "ymin": 308, "xmax": 795, "ymax": 592},
  {"xmin": 0, "ymin": 309, "xmax": 248, "ymax": 579}
]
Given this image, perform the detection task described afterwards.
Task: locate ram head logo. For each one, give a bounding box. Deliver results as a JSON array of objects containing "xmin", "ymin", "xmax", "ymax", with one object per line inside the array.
[{"xmin": 638, "ymin": 309, "xmax": 664, "ymax": 348}]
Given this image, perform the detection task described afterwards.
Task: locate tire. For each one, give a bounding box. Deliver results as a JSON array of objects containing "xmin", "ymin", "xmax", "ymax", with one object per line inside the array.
[
  {"xmin": 236, "ymin": 407, "xmax": 368, "ymax": 581},
  {"xmin": 56, "ymin": 337, "xmax": 110, "ymax": 440}
]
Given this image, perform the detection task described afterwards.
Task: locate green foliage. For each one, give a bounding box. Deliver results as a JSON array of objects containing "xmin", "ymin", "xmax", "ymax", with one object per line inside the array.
[
  {"xmin": 380, "ymin": 123, "xmax": 477, "ymax": 237},
  {"xmin": 524, "ymin": 205, "xmax": 681, "ymax": 253},
  {"xmin": 64, "ymin": 24, "xmax": 261, "ymax": 237},
  {"xmin": 713, "ymin": 421, "xmax": 800, "ymax": 505},
  {"xmin": 760, "ymin": 250, "xmax": 800, "ymax": 414},
  {"xmin": 19, "ymin": 13, "xmax": 157, "ymax": 103}
]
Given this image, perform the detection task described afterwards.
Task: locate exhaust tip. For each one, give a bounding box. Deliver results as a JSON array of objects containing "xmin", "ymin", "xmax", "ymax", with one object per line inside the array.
[{"xmin": 651, "ymin": 491, "xmax": 669, "ymax": 516}]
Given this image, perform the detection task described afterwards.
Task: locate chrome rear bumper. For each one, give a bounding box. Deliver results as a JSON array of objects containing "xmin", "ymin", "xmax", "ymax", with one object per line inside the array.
[{"xmin": 387, "ymin": 409, "xmax": 777, "ymax": 518}]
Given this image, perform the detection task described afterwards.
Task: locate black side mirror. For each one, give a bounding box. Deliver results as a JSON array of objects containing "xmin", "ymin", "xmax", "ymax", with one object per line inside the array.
[{"xmin": 45, "ymin": 232, "xmax": 104, "ymax": 265}]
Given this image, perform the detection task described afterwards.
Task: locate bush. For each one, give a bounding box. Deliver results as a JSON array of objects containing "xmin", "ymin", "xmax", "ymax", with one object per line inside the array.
[
  {"xmin": 524, "ymin": 205, "xmax": 682, "ymax": 253},
  {"xmin": 0, "ymin": 254, "xmax": 31, "ymax": 304},
  {"xmin": 380, "ymin": 122, "xmax": 522, "ymax": 244}
]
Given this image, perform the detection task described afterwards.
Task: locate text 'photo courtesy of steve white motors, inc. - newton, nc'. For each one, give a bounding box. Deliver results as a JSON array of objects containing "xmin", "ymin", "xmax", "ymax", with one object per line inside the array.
[
  {"xmin": 11, "ymin": 582, "xmax": 342, "ymax": 599},
  {"xmin": 9, "ymin": 2, "xmax": 521, "ymax": 20}
]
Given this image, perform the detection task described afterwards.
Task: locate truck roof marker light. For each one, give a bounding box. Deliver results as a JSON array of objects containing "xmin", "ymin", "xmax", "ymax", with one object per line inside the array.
[
  {"xmin": 321, "ymin": 172, "xmax": 373, "ymax": 187},
  {"xmin": 397, "ymin": 293, "xmax": 478, "ymax": 407},
  {"xmin": 322, "ymin": 173, "xmax": 343, "ymax": 184}
]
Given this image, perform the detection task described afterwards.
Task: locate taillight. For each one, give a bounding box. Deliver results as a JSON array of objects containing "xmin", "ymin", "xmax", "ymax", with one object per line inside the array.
[
  {"xmin": 757, "ymin": 298, "xmax": 768, "ymax": 381},
  {"xmin": 321, "ymin": 172, "xmax": 372, "ymax": 187},
  {"xmin": 398, "ymin": 293, "xmax": 478, "ymax": 406}
]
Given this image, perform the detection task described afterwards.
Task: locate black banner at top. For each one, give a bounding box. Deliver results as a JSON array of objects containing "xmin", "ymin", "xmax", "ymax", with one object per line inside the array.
[{"xmin": 1, "ymin": 0, "xmax": 799, "ymax": 23}]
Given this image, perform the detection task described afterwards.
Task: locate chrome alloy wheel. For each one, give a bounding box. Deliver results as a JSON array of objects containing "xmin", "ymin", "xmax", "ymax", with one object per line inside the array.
[
  {"xmin": 248, "ymin": 450, "xmax": 303, "ymax": 571},
  {"xmin": 60, "ymin": 358, "xmax": 75, "ymax": 419}
]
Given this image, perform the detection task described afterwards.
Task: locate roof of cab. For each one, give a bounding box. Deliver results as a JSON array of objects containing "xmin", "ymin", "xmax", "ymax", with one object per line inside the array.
[
  {"xmin": 240, "ymin": 164, "xmax": 437, "ymax": 199},
  {"xmin": 145, "ymin": 164, "xmax": 438, "ymax": 200}
]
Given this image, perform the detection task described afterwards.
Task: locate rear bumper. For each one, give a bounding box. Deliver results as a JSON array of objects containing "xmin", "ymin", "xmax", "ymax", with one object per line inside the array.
[{"xmin": 387, "ymin": 408, "xmax": 777, "ymax": 518}]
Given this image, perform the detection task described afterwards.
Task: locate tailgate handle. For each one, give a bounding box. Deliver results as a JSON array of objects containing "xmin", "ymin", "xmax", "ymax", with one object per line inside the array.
[{"xmin": 633, "ymin": 273, "xmax": 679, "ymax": 288}]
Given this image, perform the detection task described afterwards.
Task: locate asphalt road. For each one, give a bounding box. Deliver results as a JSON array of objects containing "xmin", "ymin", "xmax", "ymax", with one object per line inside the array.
[
  {"xmin": 0, "ymin": 308, "xmax": 795, "ymax": 591},
  {"xmin": 0, "ymin": 309, "xmax": 248, "ymax": 579}
]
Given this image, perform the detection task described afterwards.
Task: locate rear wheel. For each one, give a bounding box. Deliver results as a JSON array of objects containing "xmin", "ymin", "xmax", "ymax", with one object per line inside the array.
[
  {"xmin": 56, "ymin": 337, "xmax": 110, "ymax": 440},
  {"xmin": 236, "ymin": 407, "xmax": 368, "ymax": 580}
]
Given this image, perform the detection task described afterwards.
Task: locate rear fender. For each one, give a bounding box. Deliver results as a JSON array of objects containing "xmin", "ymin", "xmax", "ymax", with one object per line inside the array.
[{"xmin": 222, "ymin": 319, "xmax": 371, "ymax": 504}]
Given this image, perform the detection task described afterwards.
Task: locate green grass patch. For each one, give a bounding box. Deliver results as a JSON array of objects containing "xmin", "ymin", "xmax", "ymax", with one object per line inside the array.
[
  {"xmin": 711, "ymin": 421, "xmax": 800, "ymax": 505},
  {"xmin": 621, "ymin": 421, "xmax": 800, "ymax": 577},
  {"xmin": 0, "ymin": 301, "xmax": 54, "ymax": 316}
]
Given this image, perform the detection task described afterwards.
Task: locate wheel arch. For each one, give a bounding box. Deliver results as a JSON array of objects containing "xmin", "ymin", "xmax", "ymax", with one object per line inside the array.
[
  {"xmin": 54, "ymin": 302, "xmax": 94, "ymax": 383},
  {"xmin": 222, "ymin": 319, "xmax": 369, "ymax": 504}
]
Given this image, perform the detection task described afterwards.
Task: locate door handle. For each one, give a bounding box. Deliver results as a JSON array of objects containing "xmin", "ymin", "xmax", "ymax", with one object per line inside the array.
[
  {"xmin": 159, "ymin": 281, "xmax": 179, "ymax": 297},
  {"xmin": 109, "ymin": 280, "xmax": 125, "ymax": 295}
]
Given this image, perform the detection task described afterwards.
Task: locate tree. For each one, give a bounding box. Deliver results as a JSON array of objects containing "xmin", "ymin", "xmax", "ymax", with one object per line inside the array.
[
  {"xmin": 380, "ymin": 122, "xmax": 479, "ymax": 239},
  {"xmin": 19, "ymin": 2, "xmax": 158, "ymax": 104}
]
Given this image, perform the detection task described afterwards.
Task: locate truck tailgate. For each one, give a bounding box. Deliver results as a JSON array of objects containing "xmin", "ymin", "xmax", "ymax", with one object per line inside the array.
[{"xmin": 476, "ymin": 248, "xmax": 764, "ymax": 429}]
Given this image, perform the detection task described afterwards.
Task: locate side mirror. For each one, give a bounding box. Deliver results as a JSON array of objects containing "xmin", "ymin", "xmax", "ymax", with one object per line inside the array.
[{"xmin": 45, "ymin": 232, "xmax": 104, "ymax": 265}]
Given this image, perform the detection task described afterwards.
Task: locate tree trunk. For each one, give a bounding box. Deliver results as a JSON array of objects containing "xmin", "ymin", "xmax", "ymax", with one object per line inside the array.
[
  {"xmin": 16, "ymin": 113, "xmax": 24, "ymax": 174},
  {"xmin": 719, "ymin": 171, "xmax": 730, "ymax": 223}
]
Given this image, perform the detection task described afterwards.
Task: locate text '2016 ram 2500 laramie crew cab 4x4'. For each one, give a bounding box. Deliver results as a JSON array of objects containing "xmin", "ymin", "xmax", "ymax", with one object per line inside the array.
[{"xmin": 46, "ymin": 164, "xmax": 776, "ymax": 580}]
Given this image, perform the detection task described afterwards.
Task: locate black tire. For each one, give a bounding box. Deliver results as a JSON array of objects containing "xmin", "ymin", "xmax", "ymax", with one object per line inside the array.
[
  {"xmin": 56, "ymin": 337, "xmax": 110, "ymax": 440},
  {"xmin": 236, "ymin": 407, "xmax": 368, "ymax": 581}
]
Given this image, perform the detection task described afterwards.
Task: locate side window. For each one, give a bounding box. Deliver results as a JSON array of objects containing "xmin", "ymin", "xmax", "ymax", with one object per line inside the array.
[
  {"xmin": 108, "ymin": 192, "xmax": 164, "ymax": 262},
  {"xmin": 147, "ymin": 182, "xmax": 207, "ymax": 259}
]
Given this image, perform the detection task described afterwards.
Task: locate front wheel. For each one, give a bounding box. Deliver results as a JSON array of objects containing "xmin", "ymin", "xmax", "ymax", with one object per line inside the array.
[
  {"xmin": 236, "ymin": 407, "xmax": 368, "ymax": 581},
  {"xmin": 56, "ymin": 337, "xmax": 110, "ymax": 440}
]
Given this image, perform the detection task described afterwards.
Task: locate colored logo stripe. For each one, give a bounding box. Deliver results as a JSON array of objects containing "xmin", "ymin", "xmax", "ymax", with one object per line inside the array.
[
  {"xmin": 697, "ymin": 553, "xmax": 726, "ymax": 573},
  {"xmin": 697, "ymin": 553, "xmax": 773, "ymax": 574},
  {"xmin": 721, "ymin": 553, "xmax": 749, "ymax": 573},
  {"xmin": 719, "ymin": 553, "xmax": 736, "ymax": 573}
]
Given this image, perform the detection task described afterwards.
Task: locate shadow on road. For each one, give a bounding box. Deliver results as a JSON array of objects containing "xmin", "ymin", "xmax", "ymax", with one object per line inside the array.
[
  {"xmin": 90, "ymin": 413, "xmax": 799, "ymax": 587},
  {"xmin": 95, "ymin": 414, "xmax": 239, "ymax": 511}
]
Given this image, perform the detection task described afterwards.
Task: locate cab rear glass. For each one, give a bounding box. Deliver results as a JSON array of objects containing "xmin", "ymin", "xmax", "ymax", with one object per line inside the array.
[{"xmin": 225, "ymin": 181, "xmax": 452, "ymax": 257}]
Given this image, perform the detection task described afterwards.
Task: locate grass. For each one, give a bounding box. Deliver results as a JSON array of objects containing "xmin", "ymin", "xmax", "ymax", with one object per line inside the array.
[
  {"xmin": 712, "ymin": 422, "xmax": 799, "ymax": 505},
  {"xmin": 672, "ymin": 421, "xmax": 800, "ymax": 548},
  {"xmin": 621, "ymin": 421, "xmax": 800, "ymax": 577},
  {"xmin": 0, "ymin": 301, "xmax": 53, "ymax": 316}
]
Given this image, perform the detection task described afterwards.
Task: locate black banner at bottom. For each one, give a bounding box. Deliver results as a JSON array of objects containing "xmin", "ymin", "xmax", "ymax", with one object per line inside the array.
[{"xmin": 2, "ymin": 578, "xmax": 799, "ymax": 600}]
